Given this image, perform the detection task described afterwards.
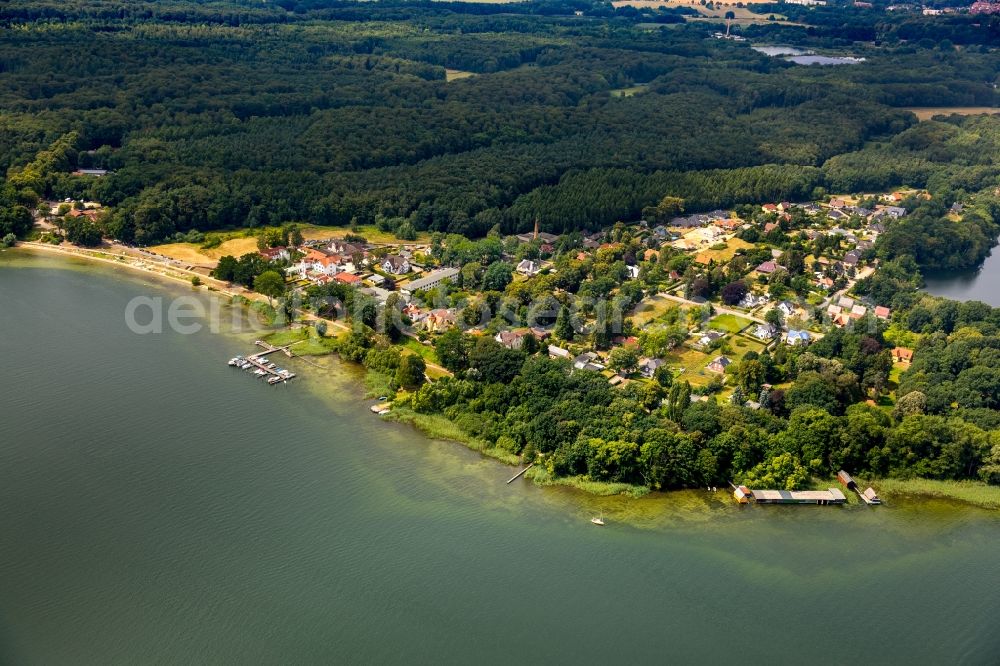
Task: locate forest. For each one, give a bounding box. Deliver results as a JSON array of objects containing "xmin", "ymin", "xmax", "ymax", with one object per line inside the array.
[{"xmin": 2, "ymin": 0, "xmax": 1000, "ymax": 245}]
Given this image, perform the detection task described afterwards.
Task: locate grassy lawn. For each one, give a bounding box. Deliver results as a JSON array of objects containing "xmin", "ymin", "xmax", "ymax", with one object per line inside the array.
[
  {"xmin": 631, "ymin": 294, "xmax": 680, "ymax": 327},
  {"xmin": 665, "ymin": 346, "xmax": 714, "ymax": 387},
  {"xmin": 695, "ymin": 237, "xmax": 753, "ymax": 265},
  {"xmin": 727, "ymin": 335, "xmax": 766, "ymax": 358},
  {"xmin": 262, "ymin": 326, "xmax": 336, "ymax": 356},
  {"xmin": 708, "ymin": 313, "xmax": 753, "ymax": 334},
  {"xmin": 401, "ymin": 336, "xmax": 437, "ymax": 363}
]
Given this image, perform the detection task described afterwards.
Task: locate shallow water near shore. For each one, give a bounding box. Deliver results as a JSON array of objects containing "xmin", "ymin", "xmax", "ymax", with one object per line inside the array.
[{"xmin": 2, "ymin": 251, "xmax": 1000, "ymax": 664}]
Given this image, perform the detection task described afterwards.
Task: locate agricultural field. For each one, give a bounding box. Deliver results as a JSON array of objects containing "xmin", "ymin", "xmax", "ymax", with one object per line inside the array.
[{"xmin": 907, "ymin": 107, "xmax": 1000, "ymax": 121}]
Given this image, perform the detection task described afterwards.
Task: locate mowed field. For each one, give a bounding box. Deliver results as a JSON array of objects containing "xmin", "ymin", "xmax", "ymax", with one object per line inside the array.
[
  {"xmin": 907, "ymin": 107, "xmax": 1000, "ymax": 121},
  {"xmin": 613, "ymin": 0, "xmax": 789, "ymax": 23}
]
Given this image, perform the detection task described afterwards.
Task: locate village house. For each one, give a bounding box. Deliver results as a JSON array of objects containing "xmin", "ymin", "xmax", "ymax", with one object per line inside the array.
[
  {"xmin": 516, "ymin": 259, "xmax": 542, "ymax": 276},
  {"xmin": 713, "ymin": 218, "xmax": 743, "ymax": 231},
  {"xmin": 329, "ymin": 240, "xmax": 365, "ymax": 257},
  {"xmin": 755, "ymin": 260, "xmax": 784, "ymax": 275},
  {"xmin": 740, "ymin": 292, "xmax": 768, "ymax": 309},
  {"xmin": 259, "ymin": 246, "xmax": 290, "ymax": 262},
  {"xmin": 892, "ymin": 347, "xmax": 914, "ymax": 364},
  {"xmin": 495, "ymin": 330, "xmax": 531, "ymax": 350},
  {"xmin": 706, "ymin": 355, "xmax": 731, "ymax": 373},
  {"xmin": 573, "ymin": 352, "xmax": 604, "ymax": 372},
  {"xmin": 638, "ymin": 357, "xmax": 667, "ymax": 379},
  {"xmin": 754, "ymin": 323, "xmax": 779, "ymax": 339},
  {"xmin": 334, "ymin": 272, "xmax": 362, "ymax": 286},
  {"xmin": 381, "ymin": 254, "xmax": 410, "ymax": 275},
  {"xmin": 843, "ymin": 250, "xmax": 862, "ymax": 267},
  {"xmin": 698, "ymin": 330, "xmax": 724, "ymax": 347},
  {"xmin": 292, "ymin": 249, "xmax": 342, "ymax": 277},
  {"xmin": 423, "ymin": 308, "xmax": 458, "ymax": 333},
  {"xmin": 548, "ymin": 345, "xmax": 571, "ymax": 360},
  {"xmin": 874, "ymin": 306, "xmax": 891, "ymax": 320},
  {"xmin": 832, "ymin": 312, "xmax": 852, "ymax": 328},
  {"xmin": 777, "ymin": 301, "xmax": 797, "ymax": 318},
  {"xmin": 785, "ymin": 329, "xmax": 812, "ymax": 346}
]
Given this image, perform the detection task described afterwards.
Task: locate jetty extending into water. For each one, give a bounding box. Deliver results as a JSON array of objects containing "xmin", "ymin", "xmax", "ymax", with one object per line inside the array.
[{"xmin": 227, "ymin": 341, "xmax": 298, "ymax": 385}]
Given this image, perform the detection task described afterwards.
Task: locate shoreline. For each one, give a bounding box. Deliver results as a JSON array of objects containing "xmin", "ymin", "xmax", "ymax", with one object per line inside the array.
[
  {"xmin": 7, "ymin": 244, "xmax": 1000, "ymax": 511},
  {"xmin": 16, "ymin": 241, "xmax": 251, "ymax": 298}
]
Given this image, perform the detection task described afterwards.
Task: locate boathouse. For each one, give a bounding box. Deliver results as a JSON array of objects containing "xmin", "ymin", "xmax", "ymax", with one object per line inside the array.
[
  {"xmin": 837, "ymin": 470, "xmax": 857, "ymax": 490},
  {"xmin": 862, "ymin": 487, "xmax": 882, "ymax": 505}
]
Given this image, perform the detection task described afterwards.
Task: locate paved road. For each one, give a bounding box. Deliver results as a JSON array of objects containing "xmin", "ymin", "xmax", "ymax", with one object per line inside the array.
[{"xmin": 656, "ymin": 291, "xmax": 769, "ymax": 326}]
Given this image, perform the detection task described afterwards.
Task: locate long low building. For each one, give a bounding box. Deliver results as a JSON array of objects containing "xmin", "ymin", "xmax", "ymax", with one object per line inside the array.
[
  {"xmin": 734, "ymin": 486, "xmax": 846, "ymax": 506},
  {"xmin": 401, "ymin": 267, "xmax": 460, "ymax": 295}
]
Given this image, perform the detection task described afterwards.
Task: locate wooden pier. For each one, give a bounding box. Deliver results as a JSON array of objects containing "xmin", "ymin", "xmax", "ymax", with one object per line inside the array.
[{"xmin": 506, "ymin": 463, "xmax": 534, "ymax": 484}]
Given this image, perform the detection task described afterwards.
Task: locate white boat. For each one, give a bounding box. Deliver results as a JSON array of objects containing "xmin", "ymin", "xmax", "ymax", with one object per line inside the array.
[{"xmin": 590, "ymin": 514, "xmax": 605, "ymax": 526}]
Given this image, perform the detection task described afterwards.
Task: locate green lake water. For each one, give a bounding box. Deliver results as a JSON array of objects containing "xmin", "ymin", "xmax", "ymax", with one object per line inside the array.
[{"xmin": 1, "ymin": 251, "xmax": 999, "ymax": 664}]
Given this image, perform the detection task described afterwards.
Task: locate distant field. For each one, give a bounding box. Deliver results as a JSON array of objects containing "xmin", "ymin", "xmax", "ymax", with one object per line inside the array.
[
  {"xmin": 610, "ymin": 84, "xmax": 649, "ymax": 98},
  {"xmin": 907, "ymin": 107, "xmax": 1000, "ymax": 121},
  {"xmin": 152, "ymin": 224, "xmax": 430, "ymax": 267},
  {"xmin": 612, "ymin": 0, "xmax": 788, "ymax": 22},
  {"xmin": 445, "ymin": 69, "xmax": 476, "ymax": 82}
]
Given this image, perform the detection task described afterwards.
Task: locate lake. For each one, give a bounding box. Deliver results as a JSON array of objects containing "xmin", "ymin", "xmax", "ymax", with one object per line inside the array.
[
  {"xmin": 752, "ymin": 45, "xmax": 864, "ymax": 65},
  {"xmin": 2, "ymin": 250, "xmax": 1000, "ymax": 664},
  {"xmin": 923, "ymin": 242, "xmax": 1000, "ymax": 306}
]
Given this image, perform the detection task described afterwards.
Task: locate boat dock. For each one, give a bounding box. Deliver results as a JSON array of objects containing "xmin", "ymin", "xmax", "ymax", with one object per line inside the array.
[
  {"xmin": 734, "ymin": 485, "xmax": 847, "ymax": 506},
  {"xmin": 227, "ymin": 341, "xmax": 298, "ymax": 384},
  {"xmin": 838, "ymin": 470, "xmax": 882, "ymax": 505}
]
